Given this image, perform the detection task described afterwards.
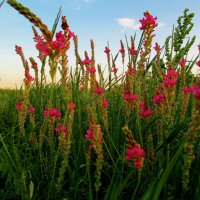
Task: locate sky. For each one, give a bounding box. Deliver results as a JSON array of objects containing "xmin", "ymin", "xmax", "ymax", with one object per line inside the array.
[{"xmin": 0, "ymin": 0, "xmax": 200, "ymax": 88}]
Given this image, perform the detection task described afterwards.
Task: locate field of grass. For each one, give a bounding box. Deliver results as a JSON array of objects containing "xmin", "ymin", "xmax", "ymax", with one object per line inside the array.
[{"xmin": 0, "ymin": 1, "xmax": 200, "ymax": 199}]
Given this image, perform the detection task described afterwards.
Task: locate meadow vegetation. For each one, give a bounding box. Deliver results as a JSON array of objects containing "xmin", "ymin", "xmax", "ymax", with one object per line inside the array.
[{"xmin": 0, "ymin": 0, "xmax": 199, "ymax": 199}]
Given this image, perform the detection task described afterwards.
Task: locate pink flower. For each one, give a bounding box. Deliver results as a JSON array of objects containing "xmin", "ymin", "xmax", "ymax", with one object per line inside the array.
[
  {"xmin": 83, "ymin": 58, "xmax": 92, "ymax": 65},
  {"xmin": 15, "ymin": 45, "xmax": 22, "ymax": 55},
  {"xmin": 103, "ymin": 100, "xmax": 109, "ymax": 107},
  {"xmin": 140, "ymin": 109, "xmax": 153, "ymax": 118},
  {"xmin": 55, "ymin": 123, "xmax": 63, "ymax": 133},
  {"xmin": 134, "ymin": 158, "xmax": 144, "ymax": 170},
  {"xmin": 152, "ymin": 93, "xmax": 166, "ymax": 104},
  {"xmin": 179, "ymin": 58, "xmax": 186, "ymax": 67},
  {"xmin": 55, "ymin": 123, "xmax": 68, "ymax": 133},
  {"xmin": 126, "ymin": 69, "xmax": 135, "ymax": 75},
  {"xmin": 44, "ymin": 107, "xmax": 61, "ymax": 120},
  {"xmin": 123, "ymin": 92, "xmax": 137, "ymax": 102},
  {"xmin": 119, "ymin": 48, "xmax": 125, "ymax": 53},
  {"xmin": 193, "ymin": 88, "xmax": 200, "ymax": 99},
  {"xmin": 36, "ymin": 41, "xmax": 51, "ymax": 55},
  {"xmin": 182, "ymin": 87, "xmax": 191, "ymax": 94},
  {"xmin": 165, "ymin": 69, "xmax": 178, "ymax": 79},
  {"xmin": 126, "ymin": 145, "xmax": 146, "ymax": 160},
  {"xmin": 94, "ymin": 87, "xmax": 104, "ymax": 94},
  {"xmin": 139, "ymin": 11, "xmax": 158, "ymax": 31},
  {"xmin": 68, "ymin": 29, "xmax": 75, "ymax": 40},
  {"xmin": 27, "ymin": 105, "xmax": 35, "ymax": 114},
  {"xmin": 87, "ymin": 67, "xmax": 96, "ymax": 73},
  {"xmin": 154, "ymin": 42, "xmax": 161, "ymax": 52},
  {"xmin": 125, "ymin": 144, "xmax": 146, "ymax": 170},
  {"xmin": 68, "ymin": 102, "xmax": 76, "ymax": 111},
  {"xmin": 85, "ymin": 129, "xmax": 93, "ymax": 141},
  {"xmin": 164, "ymin": 78, "xmax": 177, "ymax": 87},
  {"xmin": 104, "ymin": 47, "xmax": 110, "ymax": 54},
  {"xmin": 196, "ymin": 60, "xmax": 200, "ymax": 67},
  {"xmin": 16, "ymin": 101, "xmax": 23, "ymax": 111},
  {"xmin": 112, "ymin": 67, "xmax": 118, "ymax": 73},
  {"xmin": 129, "ymin": 48, "xmax": 137, "ymax": 55}
]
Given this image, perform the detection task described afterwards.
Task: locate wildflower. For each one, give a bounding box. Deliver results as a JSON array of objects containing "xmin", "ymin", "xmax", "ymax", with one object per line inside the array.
[
  {"xmin": 36, "ymin": 41, "xmax": 51, "ymax": 55},
  {"xmin": 27, "ymin": 105, "xmax": 35, "ymax": 114},
  {"xmin": 125, "ymin": 69, "xmax": 135, "ymax": 75},
  {"xmin": 182, "ymin": 87, "xmax": 191, "ymax": 94},
  {"xmin": 165, "ymin": 69, "xmax": 179, "ymax": 79},
  {"xmin": 15, "ymin": 45, "xmax": 23, "ymax": 55},
  {"xmin": 123, "ymin": 92, "xmax": 137, "ymax": 102},
  {"xmin": 191, "ymin": 87, "xmax": 200, "ymax": 99},
  {"xmin": 139, "ymin": 11, "xmax": 158, "ymax": 31},
  {"xmin": 68, "ymin": 102, "xmax": 76, "ymax": 111},
  {"xmin": 83, "ymin": 58, "xmax": 92, "ymax": 65},
  {"xmin": 85, "ymin": 129, "xmax": 93, "ymax": 141},
  {"xmin": 55, "ymin": 123, "xmax": 68, "ymax": 133},
  {"xmin": 94, "ymin": 87, "xmax": 105, "ymax": 94},
  {"xmin": 125, "ymin": 144, "xmax": 146, "ymax": 170},
  {"xmin": 129, "ymin": 48, "xmax": 137, "ymax": 55},
  {"xmin": 43, "ymin": 107, "xmax": 61, "ymax": 120},
  {"xmin": 196, "ymin": 60, "xmax": 200, "ymax": 67},
  {"xmin": 103, "ymin": 100, "xmax": 109, "ymax": 108},
  {"xmin": 152, "ymin": 93, "xmax": 166, "ymax": 104},
  {"xmin": 104, "ymin": 47, "xmax": 110, "ymax": 54},
  {"xmin": 111, "ymin": 67, "xmax": 118, "ymax": 73},
  {"xmin": 87, "ymin": 67, "xmax": 96, "ymax": 73},
  {"xmin": 119, "ymin": 48, "xmax": 125, "ymax": 54},
  {"xmin": 164, "ymin": 78, "xmax": 177, "ymax": 87},
  {"xmin": 154, "ymin": 42, "xmax": 161, "ymax": 52},
  {"xmin": 68, "ymin": 29, "xmax": 75, "ymax": 40},
  {"xmin": 16, "ymin": 101, "xmax": 23, "ymax": 111},
  {"xmin": 179, "ymin": 58, "xmax": 187, "ymax": 67},
  {"xmin": 140, "ymin": 108, "xmax": 153, "ymax": 118}
]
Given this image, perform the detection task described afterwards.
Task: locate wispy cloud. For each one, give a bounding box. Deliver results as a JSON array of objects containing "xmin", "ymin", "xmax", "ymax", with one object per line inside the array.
[
  {"xmin": 117, "ymin": 18, "xmax": 140, "ymax": 31},
  {"xmin": 117, "ymin": 17, "xmax": 165, "ymax": 32}
]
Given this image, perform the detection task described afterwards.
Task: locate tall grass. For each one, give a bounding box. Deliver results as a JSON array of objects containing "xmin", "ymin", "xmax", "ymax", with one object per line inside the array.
[{"xmin": 0, "ymin": 1, "xmax": 199, "ymax": 199}]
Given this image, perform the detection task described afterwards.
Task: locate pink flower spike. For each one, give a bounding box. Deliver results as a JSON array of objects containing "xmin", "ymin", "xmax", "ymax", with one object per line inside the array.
[
  {"xmin": 68, "ymin": 102, "xmax": 76, "ymax": 111},
  {"xmin": 16, "ymin": 101, "xmax": 23, "ymax": 111},
  {"xmin": 15, "ymin": 45, "xmax": 22, "ymax": 55},
  {"xmin": 94, "ymin": 87, "xmax": 104, "ymax": 94},
  {"xmin": 182, "ymin": 87, "xmax": 191, "ymax": 94},
  {"xmin": 83, "ymin": 58, "xmax": 92, "ymax": 65},
  {"xmin": 139, "ymin": 11, "xmax": 158, "ymax": 31},
  {"xmin": 154, "ymin": 42, "xmax": 161, "ymax": 52},
  {"xmin": 196, "ymin": 60, "xmax": 200, "ymax": 67},
  {"xmin": 55, "ymin": 123, "xmax": 63, "ymax": 133},
  {"xmin": 140, "ymin": 109, "xmax": 153, "ymax": 118},
  {"xmin": 179, "ymin": 58, "xmax": 186, "ymax": 67},
  {"xmin": 85, "ymin": 129, "xmax": 93, "ymax": 141},
  {"xmin": 152, "ymin": 93, "xmax": 166, "ymax": 104},
  {"xmin": 112, "ymin": 67, "xmax": 118, "ymax": 73},
  {"xmin": 68, "ymin": 29, "xmax": 75, "ymax": 40},
  {"xmin": 129, "ymin": 48, "xmax": 137, "ymax": 55},
  {"xmin": 27, "ymin": 105, "xmax": 35, "ymax": 114},
  {"xmin": 104, "ymin": 47, "xmax": 110, "ymax": 54},
  {"xmin": 103, "ymin": 100, "xmax": 109, "ymax": 107},
  {"xmin": 119, "ymin": 48, "xmax": 125, "ymax": 53}
]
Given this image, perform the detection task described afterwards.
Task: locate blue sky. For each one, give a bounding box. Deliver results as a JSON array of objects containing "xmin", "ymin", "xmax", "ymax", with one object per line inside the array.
[{"xmin": 0, "ymin": 0, "xmax": 200, "ymax": 88}]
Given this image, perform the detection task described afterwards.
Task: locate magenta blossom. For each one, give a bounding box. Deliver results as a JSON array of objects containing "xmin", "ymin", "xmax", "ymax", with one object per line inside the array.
[
  {"xmin": 94, "ymin": 87, "xmax": 104, "ymax": 94},
  {"xmin": 139, "ymin": 11, "xmax": 158, "ymax": 30},
  {"xmin": 123, "ymin": 92, "xmax": 137, "ymax": 102},
  {"xmin": 152, "ymin": 93, "xmax": 166, "ymax": 104}
]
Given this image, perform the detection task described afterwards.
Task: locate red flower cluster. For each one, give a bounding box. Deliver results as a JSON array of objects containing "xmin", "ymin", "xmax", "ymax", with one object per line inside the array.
[
  {"xmin": 94, "ymin": 87, "xmax": 104, "ymax": 94},
  {"xmin": 126, "ymin": 144, "xmax": 146, "ymax": 170},
  {"xmin": 179, "ymin": 58, "xmax": 187, "ymax": 67},
  {"xmin": 129, "ymin": 48, "xmax": 137, "ymax": 55},
  {"xmin": 139, "ymin": 11, "xmax": 158, "ymax": 31},
  {"xmin": 55, "ymin": 123, "xmax": 68, "ymax": 133},
  {"xmin": 152, "ymin": 93, "xmax": 166, "ymax": 104},
  {"xmin": 164, "ymin": 69, "xmax": 178, "ymax": 87},
  {"xmin": 104, "ymin": 47, "xmax": 111, "ymax": 54},
  {"xmin": 123, "ymin": 92, "xmax": 137, "ymax": 102},
  {"xmin": 43, "ymin": 107, "xmax": 61, "ymax": 120}
]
